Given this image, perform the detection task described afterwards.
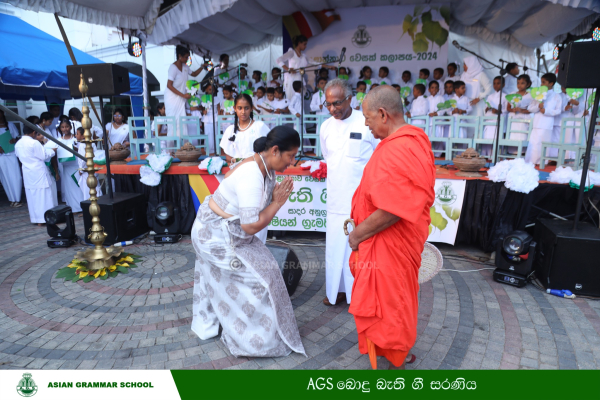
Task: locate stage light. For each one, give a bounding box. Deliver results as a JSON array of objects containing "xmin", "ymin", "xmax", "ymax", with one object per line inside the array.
[
  {"xmin": 493, "ymin": 230, "xmax": 536, "ymax": 288},
  {"xmin": 553, "ymin": 45, "xmax": 560, "ymax": 60},
  {"xmin": 44, "ymin": 205, "xmax": 77, "ymax": 248},
  {"xmin": 128, "ymin": 37, "xmax": 142, "ymax": 58},
  {"xmin": 151, "ymin": 201, "xmax": 181, "ymax": 243},
  {"xmin": 502, "ymin": 231, "xmax": 533, "ymax": 256},
  {"xmin": 186, "ymin": 56, "xmax": 192, "ymax": 67},
  {"xmin": 593, "ymin": 27, "xmax": 600, "ymax": 41}
]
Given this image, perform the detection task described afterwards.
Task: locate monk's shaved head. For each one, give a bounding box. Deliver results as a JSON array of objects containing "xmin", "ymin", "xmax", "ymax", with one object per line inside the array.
[{"xmin": 363, "ymin": 85, "xmax": 404, "ymax": 116}]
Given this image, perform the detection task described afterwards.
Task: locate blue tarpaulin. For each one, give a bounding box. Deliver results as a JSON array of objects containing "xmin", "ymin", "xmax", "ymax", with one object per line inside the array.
[{"xmin": 0, "ymin": 13, "xmax": 142, "ymax": 101}]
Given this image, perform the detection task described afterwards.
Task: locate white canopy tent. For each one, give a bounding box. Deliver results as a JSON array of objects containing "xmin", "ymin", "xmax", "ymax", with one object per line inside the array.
[{"xmin": 7, "ymin": 0, "xmax": 600, "ymax": 104}]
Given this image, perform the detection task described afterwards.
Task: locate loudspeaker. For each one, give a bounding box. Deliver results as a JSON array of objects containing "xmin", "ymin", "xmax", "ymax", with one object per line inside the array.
[
  {"xmin": 534, "ymin": 218, "xmax": 600, "ymax": 297},
  {"xmin": 557, "ymin": 42, "xmax": 600, "ymax": 88},
  {"xmin": 81, "ymin": 192, "xmax": 148, "ymax": 245},
  {"xmin": 266, "ymin": 243, "xmax": 303, "ymax": 296},
  {"xmin": 66, "ymin": 63, "xmax": 131, "ymax": 97}
]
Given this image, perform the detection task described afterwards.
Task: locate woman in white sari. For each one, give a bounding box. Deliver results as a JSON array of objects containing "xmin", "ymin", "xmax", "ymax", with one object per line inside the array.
[{"xmin": 191, "ymin": 126, "xmax": 305, "ymax": 358}]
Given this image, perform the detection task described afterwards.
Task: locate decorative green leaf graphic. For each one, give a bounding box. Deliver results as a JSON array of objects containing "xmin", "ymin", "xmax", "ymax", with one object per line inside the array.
[
  {"xmin": 413, "ymin": 32, "xmax": 429, "ymax": 53},
  {"xmin": 440, "ymin": 6, "xmax": 451, "ymax": 25},
  {"xmin": 430, "ymin": 207, "xmax": 448, "ymax": 232},
  {"xmin": 442, "ymin": 205, "xmax": 461, "ymax": 221},
  {"xmin": 414, "ymin": 5, "xmax": 425, "ymax": 17},
  {"xmin": 429, "ymin": 225, "xmax": 433, "ymax": 236},
  {"xmin": 434, "ymin": 27, "xmax": 449, "ymax": 47},
  {"xmin": 401, "ymin": 14, "xmax": 413, "ymax": 39},
  {"xmin": 421, "ymin": 11, "xmax": 433, "ymax": 24}
]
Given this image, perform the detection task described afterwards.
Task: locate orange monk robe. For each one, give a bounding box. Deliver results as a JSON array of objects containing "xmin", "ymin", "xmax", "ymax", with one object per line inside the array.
[{"xmin": 348, "ymin": 124, "xmax": 435, "ymax": 367}]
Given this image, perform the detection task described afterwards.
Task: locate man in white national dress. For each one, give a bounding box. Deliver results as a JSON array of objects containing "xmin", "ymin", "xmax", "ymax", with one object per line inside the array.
[{"xmin": 319, "ymin": 78, "xmax": 379, "ymax": 306}]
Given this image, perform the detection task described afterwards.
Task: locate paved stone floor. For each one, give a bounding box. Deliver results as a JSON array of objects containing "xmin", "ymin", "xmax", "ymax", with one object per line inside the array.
[{"xmin": 1, "ymin": 201, "xmax": 600, "ymax": 370}]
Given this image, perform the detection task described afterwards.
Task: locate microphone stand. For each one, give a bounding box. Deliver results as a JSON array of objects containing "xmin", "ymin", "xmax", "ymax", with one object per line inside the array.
[
  {"xmin": 200, "ymin": 68, "xmax": 218, "ymax": 157},
  {"xmin": 454, "ymin": 42, "xmax": 504, "ymax": 166},
  {"xmin": 283, "ymin": 59, "xmax": 341, "ymax": 165}
]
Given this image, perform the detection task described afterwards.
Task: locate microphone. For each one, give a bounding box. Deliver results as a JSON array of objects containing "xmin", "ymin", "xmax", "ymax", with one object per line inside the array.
[
  {"xmin": 499, "ymin": 58, "xmax": 509, "ymax": 64},
  {"xmin": 338, "ymin": 47, "xmax": 346, "ymax": 67},
  {"xmin": 452, "ymin": 40, "xmax": 461, "ymax": 50}
]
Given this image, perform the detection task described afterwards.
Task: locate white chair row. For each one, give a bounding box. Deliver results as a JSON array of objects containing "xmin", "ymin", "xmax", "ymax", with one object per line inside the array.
[{"xmin": 127, "ymin": 115, "xmax": 600, "ymax": 166}]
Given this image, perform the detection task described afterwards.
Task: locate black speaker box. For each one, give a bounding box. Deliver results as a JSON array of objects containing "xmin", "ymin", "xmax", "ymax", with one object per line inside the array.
[
  {"xmin": 67, "ymin": 63, "xmax": 131, "ymax": 97},
  {"xmin": 557, "ymin": 42, "xmax": 600, "ymax": 88},
  {"xmin": 266, "ymin": 243, "xmax": 303, "ymax": 296},
  {"xmin": 81, "ymin": 192, "xmax": 149, "ymax": 245},
  {"xmin": 534, "ymin": 218, "xmax": 600, "ymax": 297}
]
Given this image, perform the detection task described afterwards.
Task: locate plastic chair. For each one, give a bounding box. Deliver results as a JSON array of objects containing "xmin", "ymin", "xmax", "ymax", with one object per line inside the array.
[
  {"xmin": 256, "ymin": 114, "xmax": 280, "ymax": 130},
  {"xmin": 497, "ymin": 116, "xmax": 532, "ymax": 161},
  {"xmin": 214, "ymin": 115, "xmax": 234, "ymax": 156},
  {"xmin": 302, "ymin": 114, "xmax": 323, "ymax": 157},
  {"xmin": 154, "ymin": 116, "xmax": 180, "ymax": 154},
  {"xmin": 540, "ymin": 117, "xmax": 587, "ymax": 169},
  {"xmin": 407, "ymin": 115, "xmax": 429, "ymax": 136},
  {"xmin": 128, "ymin": 117, "xmax": 156, "ymax": 160},
  {"xmin": 179, "ymin": 115, "xmax": 208, "ymax": 154},
  {"xmin": 429, "ymin": 116, "xmax": 454, "ymax": 160},
  {"xmin": 448, "ymin": 115, "xmax": 479, "ymax": 159},
  {"xmin": 474, "ymin": 115, "xmax": 505, "ymax": 163},
  {"xmin": 577, "ymin": 123, "xmax": 600, "ymax": 171}
]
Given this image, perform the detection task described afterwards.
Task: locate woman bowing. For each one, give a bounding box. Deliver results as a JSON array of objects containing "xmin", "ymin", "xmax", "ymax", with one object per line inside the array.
[{"xmin": 191, "ymin": 126, "xmax": 305, "ymax": 358}]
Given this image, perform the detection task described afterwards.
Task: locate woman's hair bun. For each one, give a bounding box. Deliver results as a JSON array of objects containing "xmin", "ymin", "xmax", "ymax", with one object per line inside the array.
[{"xmin": 253, "ymin": 136, "xmax": 268, "ymax": 153}]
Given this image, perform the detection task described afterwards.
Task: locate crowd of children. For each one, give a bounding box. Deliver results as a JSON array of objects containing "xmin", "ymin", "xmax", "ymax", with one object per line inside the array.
[{"xmin": 180, "ymin": 58, "xmax": 596, "ymax": 165}]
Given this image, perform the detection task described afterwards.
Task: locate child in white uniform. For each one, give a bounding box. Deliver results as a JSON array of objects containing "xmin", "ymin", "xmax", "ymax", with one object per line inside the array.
[
  {"xmin": 427, "ymin": 81, "xmax": 449, "ymax": 157},
  {"xmin": 310, "ymin": 77, "xmax": 329, "ymax": 116},
  {"xmin": 451, "ymin": 81, "xmax": 473, "ymax": 142},
  {"xmin": 525, "ymin": 73, "xmax": 563, "ymax": 165},
  {"xmin": 481, "ymin": 76, "xmax": 508, "ymax": 157},
  {"xmin": 406, "ymin": 84, "xmax": 429, "ymax": 129},
  {"xmin": 506, "ymin": 74, "xmax": 533, "ymax": 155},
  {"xmin": 351, "ymin": 81, "xmax": 367, "ymax": 112}
]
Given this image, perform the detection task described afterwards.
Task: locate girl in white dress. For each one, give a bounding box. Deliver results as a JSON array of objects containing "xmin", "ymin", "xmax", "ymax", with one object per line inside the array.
[
  {"xmin": 165, "ymin": 45, "xmax": 204, "ymax": 138},
  {"xmin": 277, "ymin": 35, "xmax": 335, "ymax": 100},
  {"xmin": 220, "ymin": 94, "xmax": 270, "ymax": 165},
  {"xmin": 358, "ymin": 66, "xmax": 378, "ymax": 93},
  {"xmin": 191, "ymin": 126, "xmax": 305, "ymax": 358},
  {"xmin": 57, "ymin": 119, "xmax": 83, "ymax": 213},
  {"xmin": 105, "ymin": 108, "xmax": 130, "ymax": 147},
  {"xmin": 268, "ymin": 67, "xmax": 283, "ymax": 88},
  {"xmin": 506, "ymin": 75, "xmax": 533, "ymax": 155}
]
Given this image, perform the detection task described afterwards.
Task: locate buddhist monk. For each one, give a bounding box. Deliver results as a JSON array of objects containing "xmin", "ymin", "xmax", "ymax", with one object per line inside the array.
[{"xmin": 348, "ymin": 85, "xmax": 435, "ymax": 369}]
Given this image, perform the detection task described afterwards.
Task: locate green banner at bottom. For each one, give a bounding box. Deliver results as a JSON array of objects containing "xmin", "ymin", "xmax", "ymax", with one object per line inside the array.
[{"xmin": 171, "ymin": 370, "xmax": 600, "ymax": 399}]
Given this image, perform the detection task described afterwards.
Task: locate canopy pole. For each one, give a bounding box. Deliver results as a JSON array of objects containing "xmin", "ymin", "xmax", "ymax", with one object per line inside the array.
[
  {"xmin": 53, "ymin": 13, "xmax": 102, "ymax": 125},
  {"xmin": 140, "ymin": 32, "xmax": 150, "ymax": 117}
]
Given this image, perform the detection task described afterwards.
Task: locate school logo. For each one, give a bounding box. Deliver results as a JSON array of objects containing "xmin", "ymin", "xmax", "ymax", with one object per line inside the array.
[
  {"xmin": 351, "ymin": 25, "xmax": 371, "ymax": 48},
  {"xmin": 435, "ymin": 181, "xmax": 457, "ymax": 205},
  {"xmin": 16, "ymin": 373, "xmax": 38, "ymax": 397}
]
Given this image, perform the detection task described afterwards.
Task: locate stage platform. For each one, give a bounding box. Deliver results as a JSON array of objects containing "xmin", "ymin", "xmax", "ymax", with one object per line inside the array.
[{"xmin": 96, "ymin": 159, "xmax": 600, "ymax": 253}]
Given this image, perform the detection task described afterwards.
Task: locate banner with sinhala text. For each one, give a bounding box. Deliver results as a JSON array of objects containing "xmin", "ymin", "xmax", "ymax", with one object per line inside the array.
[
  {"xmin": 2, "ymin": 370, "xmax": 598, "ymax": 399},
  {"xmin": 304, "ymin": 4, "xmax": 449, "ymax": 87},
  {"xmin": 270, "ymin": 176, "xmax": 466, "ymax": 246}
]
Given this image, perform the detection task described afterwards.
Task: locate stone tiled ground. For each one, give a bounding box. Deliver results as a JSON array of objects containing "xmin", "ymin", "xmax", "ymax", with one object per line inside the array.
[{"xmin": 1, "ymin": 200, "xmax": 600, "ymax": 370}]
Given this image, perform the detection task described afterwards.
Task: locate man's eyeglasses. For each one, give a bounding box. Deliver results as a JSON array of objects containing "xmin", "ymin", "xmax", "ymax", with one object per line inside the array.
[{"xmin": 323, "ymin": 95, "xmax": 351, "ymax": 109}]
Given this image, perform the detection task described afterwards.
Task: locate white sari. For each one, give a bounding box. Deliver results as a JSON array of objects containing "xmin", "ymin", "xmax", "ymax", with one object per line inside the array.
[{"xmin": 190, "ymin": 161, "xmax": 305, "ymax": 358}]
